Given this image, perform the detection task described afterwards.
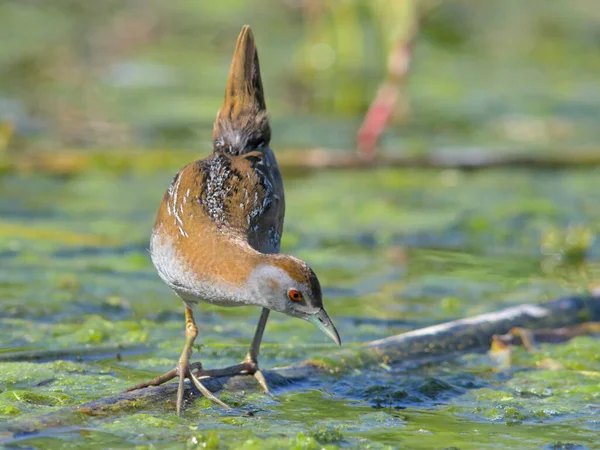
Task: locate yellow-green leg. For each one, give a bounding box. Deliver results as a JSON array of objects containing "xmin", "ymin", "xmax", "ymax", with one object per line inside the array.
[
  {"xmin": 125, "ymin": 306, "xmax": 230, "ymax": 415},
  {"xmin": 194, "ymin": 308, "xmax": 271, "ymax": 393},
  {"xmin": 243, "ymin": 307, "xmax": 271, "ymax": 393}
]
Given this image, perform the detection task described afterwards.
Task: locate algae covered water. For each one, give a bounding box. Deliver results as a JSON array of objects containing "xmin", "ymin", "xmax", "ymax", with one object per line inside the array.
[
  {"xmin": 2, "ymin": 1, "xmax": 600, "ymax": 448},
  {"xmin": 1, "ymin": 167, "xmax": 600, "ymax": 448}
]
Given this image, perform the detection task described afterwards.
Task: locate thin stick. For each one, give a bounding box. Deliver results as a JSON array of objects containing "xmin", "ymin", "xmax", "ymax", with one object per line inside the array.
[{"xmin": 7, "ymin": 147, "xmax": 600, "ymax": 177}]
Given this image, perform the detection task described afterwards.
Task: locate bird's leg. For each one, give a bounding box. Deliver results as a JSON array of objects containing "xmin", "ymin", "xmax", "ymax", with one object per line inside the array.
[
  {"xmin": 243, "ymin": 307, "xmax": 271, "ymax": 393},
  {"xmin": 194, "ymin": 308, "xmax": 271, "ymax": 394},
  {"xmin": 175, "ymin": 307, "xmax": 230, "ymax": 414},
  {"xmin": 125, "ymin": 306, "xmax": 230, "ymax": 415}
]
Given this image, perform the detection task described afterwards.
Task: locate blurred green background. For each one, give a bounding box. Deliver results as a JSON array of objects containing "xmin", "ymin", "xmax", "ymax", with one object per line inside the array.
[
  {"xmin": 1, "ymin": 0, "xmax": 599, "ymax": 153},
  {"xmin": 2, "ymin": 2, "xmax": 600, "ymax": 449}
]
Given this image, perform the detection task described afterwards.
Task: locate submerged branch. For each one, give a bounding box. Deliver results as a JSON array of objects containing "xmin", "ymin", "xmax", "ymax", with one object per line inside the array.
[
  {"xmin": 4, "ymin": 292, "xmax": 600, "ymax": 438},
  {"xmin": 0, "ymin": 345, "xmax": 148, "ymax": 363}
]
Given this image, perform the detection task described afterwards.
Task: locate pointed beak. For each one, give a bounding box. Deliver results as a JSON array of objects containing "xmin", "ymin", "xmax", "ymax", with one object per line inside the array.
[{"xmin": 308, "ymin": 309, "xmax": 341, "ymax": 346}]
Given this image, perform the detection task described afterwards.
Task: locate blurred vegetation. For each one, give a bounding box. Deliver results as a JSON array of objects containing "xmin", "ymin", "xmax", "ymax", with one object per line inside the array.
[
  {"xmin": 2, "ymin": 3, "xmax": 600, "ymax": 447},
  {"xmin": 0, "ymin": 0, "xmax": 599, "ymax": 153}
]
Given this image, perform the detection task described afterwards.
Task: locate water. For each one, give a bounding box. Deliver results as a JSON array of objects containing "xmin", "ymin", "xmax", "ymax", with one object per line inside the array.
[{"xmin": 1, "ymin": 166, "xmax": 600, "ymax": 448}]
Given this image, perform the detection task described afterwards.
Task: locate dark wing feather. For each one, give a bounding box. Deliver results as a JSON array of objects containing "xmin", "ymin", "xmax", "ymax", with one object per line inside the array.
[
  {"xmin": 195, "ymin": 149, "xmax": 284, "ymax": 254},
  {"xmin": 246, "ymin": 147, "xmax": 284, "ymax": 254}
]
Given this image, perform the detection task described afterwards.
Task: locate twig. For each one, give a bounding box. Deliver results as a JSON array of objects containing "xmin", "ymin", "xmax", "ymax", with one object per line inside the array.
[{"xmin": 5, "ymin": 147, "xmax": 600, "ymax": 177}]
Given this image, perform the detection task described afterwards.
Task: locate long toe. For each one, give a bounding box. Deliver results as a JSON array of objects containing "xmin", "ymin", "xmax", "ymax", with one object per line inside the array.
[
  {"xmin": 193, "ymin": 360, "xmax": 272, "ymax": 395},
  {"xmin": 188, "ymin": 371, "xmax": 231, "ymax": 409},
  {"xmin": 242, "ymin": 359, "xmax": 271, "ymax": 394},
  {"xmin": 253, "ymin": 369, "xmax": 271, "ymax": 395},
  {"xmin": 176, "ymin": 357, "xmax": 230, "ymax": 411},
  {"xmin": 124, "ymin": 367, "xmax": 178, "ymax": 393},
  {"xmin": 176, "ymin": 367, "xmax": 186, "ymax": 416}
]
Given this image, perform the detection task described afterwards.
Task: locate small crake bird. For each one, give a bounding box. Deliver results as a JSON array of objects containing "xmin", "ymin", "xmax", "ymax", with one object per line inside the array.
[{"xmin": 126, "ymin": 25, "xmax": 341, "ymax": 415}]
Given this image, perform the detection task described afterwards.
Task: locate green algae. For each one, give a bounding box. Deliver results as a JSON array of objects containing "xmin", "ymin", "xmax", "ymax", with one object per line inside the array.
[{"xmin": 2, "ymin": 167, "xmax": 600, "ymax": 448}]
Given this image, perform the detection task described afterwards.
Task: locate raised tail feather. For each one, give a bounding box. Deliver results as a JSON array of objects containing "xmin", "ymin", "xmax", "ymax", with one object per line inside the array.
[{"xmin": 213, "ymin": 25, "xmax": 271, "ymax": 155}]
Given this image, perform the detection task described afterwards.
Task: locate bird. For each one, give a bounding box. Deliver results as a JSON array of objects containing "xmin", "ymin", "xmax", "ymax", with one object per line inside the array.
[{"xmin": 125, "ymin": 25, "xmax": 341, "ymax": 415}]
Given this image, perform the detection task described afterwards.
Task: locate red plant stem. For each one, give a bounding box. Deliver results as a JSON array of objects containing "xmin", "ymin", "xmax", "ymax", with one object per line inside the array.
[{"xmin": 357, "ymin": 30, "xmax": 416, "ymax": 160}]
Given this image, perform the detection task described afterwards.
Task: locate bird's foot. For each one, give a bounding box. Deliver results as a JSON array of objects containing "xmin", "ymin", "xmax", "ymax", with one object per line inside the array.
[
  {"xmin": 124, "ymin": 361, "xmax": 203, "ymax": 392},
  {"xmin": 124, "ymin": 360, "xmax": 230, "ymax": 415},
  {"xmin": 194, "ymin": 357, "xmax": 271, "ymax": 395},
  {"xmin": 242, "ymin": 356, "xmax": 271, "ymax": 395}
]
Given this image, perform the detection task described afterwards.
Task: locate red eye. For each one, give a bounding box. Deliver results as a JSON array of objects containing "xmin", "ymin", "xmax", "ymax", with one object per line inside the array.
[{"xmin": 288, "ymin": 289, "xmax": 303, "ymax": 301}]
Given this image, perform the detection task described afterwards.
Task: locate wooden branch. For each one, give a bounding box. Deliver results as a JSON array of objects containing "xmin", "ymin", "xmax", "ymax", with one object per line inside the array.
[
  {"xmin": 3, "ymin": 292, "xmax": 599, "ymax": 440},
  {"xmin": 4, "ymin": 147, "xmax": 600, "ymax": 177},
  {"xmin": 283, "ymin": 148, "xmax": 600, "ymax": 170},
  {"xmin": 362, "ymin": 294, "xmax": 600, "ymax": 365},
  {"xmin": 0, "ymin": 345, "xmax": 148, "ymax": 363}
]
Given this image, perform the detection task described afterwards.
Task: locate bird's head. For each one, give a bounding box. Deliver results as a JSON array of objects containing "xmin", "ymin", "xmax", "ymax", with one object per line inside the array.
[{"xmin": 247, "ymin": 254, "xmax": 341, "ymax": 346}]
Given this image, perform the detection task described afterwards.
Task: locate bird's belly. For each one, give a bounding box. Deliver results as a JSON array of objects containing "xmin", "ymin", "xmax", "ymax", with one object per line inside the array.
[
  {"xmin": 175, "ymin": 284, "xmax": 244, "ymax": 308},
  {"xmin": 150, "ymin": 231, "xmax": 248, "ymax": 308},
  {"xmin": 155, "ymin": 259, "xmax": 246, "ymax": 308}
]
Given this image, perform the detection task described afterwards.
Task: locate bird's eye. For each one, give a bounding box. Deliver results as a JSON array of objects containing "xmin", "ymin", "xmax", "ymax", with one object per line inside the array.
[{"xmin": 288, "ymin": 289, "xmax": 303, "ymax": 302}]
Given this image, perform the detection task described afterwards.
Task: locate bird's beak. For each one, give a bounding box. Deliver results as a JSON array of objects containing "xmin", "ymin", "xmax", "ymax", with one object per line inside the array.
[{"xmin": 308, "ymin": 309, "xmax": 341, "ymax": 346}]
